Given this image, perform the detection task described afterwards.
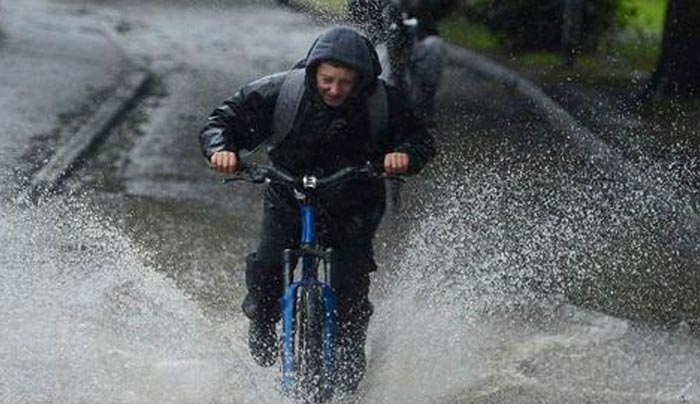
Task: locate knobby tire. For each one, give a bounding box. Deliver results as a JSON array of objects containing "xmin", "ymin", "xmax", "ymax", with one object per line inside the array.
[{"xmin": 294, "ymin": 286, "xmax": 328, "ymax": 403}]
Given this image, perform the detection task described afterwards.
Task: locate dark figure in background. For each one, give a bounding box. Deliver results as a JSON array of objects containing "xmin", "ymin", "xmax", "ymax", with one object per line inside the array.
[
  {"xmin": 348, "ymin": 0, "xmax": 457, "ymax": 123},
  {"xmin": 561, "ymin": 0, "xmax": 583, "ymax": 67},
  {"xmin": 199, "ymin": 27, "xmax": 435, "ymax": 393}
]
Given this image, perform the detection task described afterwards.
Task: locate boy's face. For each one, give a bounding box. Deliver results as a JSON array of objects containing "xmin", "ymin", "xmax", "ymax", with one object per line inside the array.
[{"xmin": 315, "ymin": 62, "xmax": 358, "ymax": 107}]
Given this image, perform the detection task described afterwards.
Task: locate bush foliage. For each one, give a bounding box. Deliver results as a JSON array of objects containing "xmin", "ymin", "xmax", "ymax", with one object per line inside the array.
[{"xmin": 463, "ymin": 0, "xmax": 620, "ymax": 52}]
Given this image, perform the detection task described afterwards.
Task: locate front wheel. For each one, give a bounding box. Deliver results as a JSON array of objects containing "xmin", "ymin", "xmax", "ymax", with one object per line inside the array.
[{"xmin": 294, "ymin": 286, "xmax": 332, "ymax": 403}]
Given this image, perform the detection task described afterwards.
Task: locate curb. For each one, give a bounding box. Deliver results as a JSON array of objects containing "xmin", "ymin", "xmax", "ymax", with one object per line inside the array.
[{"xmin": 24, "ymin": 68, "xmax": 152, "ymax": 199}]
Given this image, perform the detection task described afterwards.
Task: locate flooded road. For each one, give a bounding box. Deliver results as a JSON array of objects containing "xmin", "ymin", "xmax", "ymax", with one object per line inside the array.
[{"xmin": 2, "ymin": 0, "xmax": 699, "ymax": 403}]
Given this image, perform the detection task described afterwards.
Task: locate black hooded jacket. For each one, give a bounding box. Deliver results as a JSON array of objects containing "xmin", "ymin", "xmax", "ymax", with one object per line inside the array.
[{"xmin": 200, "ymin": 27, "xmax": 435, "ymax": 223}]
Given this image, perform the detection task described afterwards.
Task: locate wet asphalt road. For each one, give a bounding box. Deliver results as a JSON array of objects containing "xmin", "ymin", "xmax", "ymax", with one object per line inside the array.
[
  {"xmin": 0, "ymin": 0, "xmax": 128, "ymax": 197},
  {"xmin": 4, "ymin": 0, "xmax": 699, "ymax": 402}
]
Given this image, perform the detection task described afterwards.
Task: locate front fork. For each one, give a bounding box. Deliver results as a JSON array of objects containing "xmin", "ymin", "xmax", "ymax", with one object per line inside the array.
[{"xmin": 280, "ymin": 248, "xmax": 337, "ymax": 393}]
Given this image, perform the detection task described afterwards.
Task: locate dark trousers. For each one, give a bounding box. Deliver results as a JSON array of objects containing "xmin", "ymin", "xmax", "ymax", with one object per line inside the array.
[{"xmin": 243, "ymin": 204, "xmax": 378, "ymax": 390}]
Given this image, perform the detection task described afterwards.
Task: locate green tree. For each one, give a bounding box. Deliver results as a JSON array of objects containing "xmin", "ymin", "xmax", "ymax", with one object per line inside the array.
[
  {"xmin": 643, "ymin": 0, "xmax": 700, "ymax": 100},
  {"xmin": 464, "ymin": 0, "xmax": 617, "ymax": 52}
]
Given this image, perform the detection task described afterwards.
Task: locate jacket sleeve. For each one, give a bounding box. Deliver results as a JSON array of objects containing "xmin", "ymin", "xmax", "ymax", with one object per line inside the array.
[
  {"xmin": 385, "ymin": 86, "xmax": 437, "ymax": 174},
  {"xmin": 199, "ymin": 73, "xmax": 285, "ymax": 160}
]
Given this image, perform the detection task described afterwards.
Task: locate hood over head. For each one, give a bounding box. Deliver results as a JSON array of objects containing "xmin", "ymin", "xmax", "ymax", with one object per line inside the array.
[{"xmin": 303, "ymin": 26, "xmax": 382, "ymax": 98}]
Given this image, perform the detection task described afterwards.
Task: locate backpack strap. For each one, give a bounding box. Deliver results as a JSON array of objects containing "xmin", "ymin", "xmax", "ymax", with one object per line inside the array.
[{"xmin": 271, "ymin": 68, "xmax": 306, "ymax": 150}]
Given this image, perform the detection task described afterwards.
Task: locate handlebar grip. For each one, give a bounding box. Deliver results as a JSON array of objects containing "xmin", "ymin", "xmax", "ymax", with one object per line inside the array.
[
  {"xmin": 315, "ymin": 167, "xmax": 359, "ymax": 187},
  {"xmin": 240, "ymin": 161, "xmax": 300, "ymax": 186}
]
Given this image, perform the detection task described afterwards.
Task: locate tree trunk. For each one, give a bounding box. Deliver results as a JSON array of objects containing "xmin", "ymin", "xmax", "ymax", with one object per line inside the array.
[
  {"xmin": 644, "ymin": 0, "xmax": 700, "ymax": 101},
  {"xmin": 561, "ymin": 0, "xmax": 583, "ymax": 67}
]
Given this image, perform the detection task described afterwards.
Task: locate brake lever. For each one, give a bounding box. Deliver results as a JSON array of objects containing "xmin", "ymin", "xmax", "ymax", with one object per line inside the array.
[{"xmin": 223, "ymin": 176, "xmax": 244, "ymax": 184}]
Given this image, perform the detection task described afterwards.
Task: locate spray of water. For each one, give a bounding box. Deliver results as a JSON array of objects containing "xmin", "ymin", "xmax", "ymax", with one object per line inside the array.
[
  {"xmin": 2, "ymin": 111, "xmax": 698, "ymax": 403},
  {"xmin": 358, "ymin": 126, "xmax": 700, "ymax": 402},
  {"xmin": 0, "ymin": 196, "xmax": 297, "ymax": 404}
]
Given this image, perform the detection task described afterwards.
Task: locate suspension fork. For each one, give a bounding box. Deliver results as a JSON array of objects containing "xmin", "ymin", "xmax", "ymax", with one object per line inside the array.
[{"xmin": 281, "ymin": 242, "xmax": 330, "ymax": 287}]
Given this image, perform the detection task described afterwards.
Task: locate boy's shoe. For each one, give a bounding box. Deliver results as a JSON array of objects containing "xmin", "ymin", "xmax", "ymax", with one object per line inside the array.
[{"xmin": 248, "ymin": 320, "xmax": 277, "ymax": 367}]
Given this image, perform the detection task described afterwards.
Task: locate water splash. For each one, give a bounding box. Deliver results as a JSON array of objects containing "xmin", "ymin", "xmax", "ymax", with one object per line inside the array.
[
  {"xmin": 0, "ymin": 196, "xmax": 290, "ymax": 404},
  {"xmin": 359, "ymin": 125, "xmax": 700, "ymax": 402},
  {"xmin": 390, "ymin": 129, "xmax": 698, "ymax": 321}
]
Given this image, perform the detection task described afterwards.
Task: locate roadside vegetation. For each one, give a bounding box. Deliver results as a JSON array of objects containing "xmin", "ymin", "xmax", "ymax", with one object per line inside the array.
[{"xmin": 443, "ymin": 0, "xmax": 665, "ymax": 68}]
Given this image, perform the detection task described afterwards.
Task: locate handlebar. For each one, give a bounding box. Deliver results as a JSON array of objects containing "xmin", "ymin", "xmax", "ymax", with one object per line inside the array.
[{"xmin": 224, "ymin": 161, "xmax": 403, "ymax": 190}]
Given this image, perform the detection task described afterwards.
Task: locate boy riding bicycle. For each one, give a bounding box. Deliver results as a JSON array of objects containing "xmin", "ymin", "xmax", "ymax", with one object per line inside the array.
[{"xmin": 199, "ymin": 26, "xmax": 434, "ymax": 393}]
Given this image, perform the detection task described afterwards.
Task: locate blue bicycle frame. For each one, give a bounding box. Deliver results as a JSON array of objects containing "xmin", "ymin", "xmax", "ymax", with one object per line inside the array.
[
  {"xmin": 280, "ymin": 200, "xmax": 337, "ymax": 396},
  {"xmin": 225, "ymin": 162, "xmax": 390, "ymax": 402}
]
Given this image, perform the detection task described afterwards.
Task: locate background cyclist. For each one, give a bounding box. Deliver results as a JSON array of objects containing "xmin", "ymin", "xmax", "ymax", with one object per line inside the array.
[{"xmin": 348, "ymin": 0, "xmax": 458, "ymax": 123}]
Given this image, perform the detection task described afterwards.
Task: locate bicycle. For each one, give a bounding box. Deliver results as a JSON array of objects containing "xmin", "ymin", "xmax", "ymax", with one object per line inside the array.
[{"xmin": 226, "ymin": 161, "xmax": 399, "ymax": 403}]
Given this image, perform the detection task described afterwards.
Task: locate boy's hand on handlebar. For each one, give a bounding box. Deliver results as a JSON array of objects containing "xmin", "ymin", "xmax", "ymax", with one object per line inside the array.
[
  {"xmin": 384, "ymin": 152, "xmax": 409, "ymax": 174},
  {"xmin": 210, "ymin": 151, "xmax": 239, "ymax": 174}
]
